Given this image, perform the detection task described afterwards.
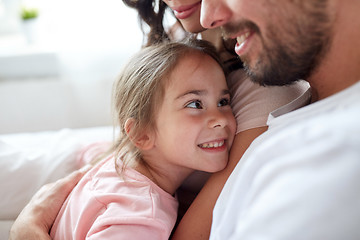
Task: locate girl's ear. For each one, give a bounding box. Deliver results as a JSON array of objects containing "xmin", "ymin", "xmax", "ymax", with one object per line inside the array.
[{"xmin": 124, "ymin": 118, "xmax": 155, "ymax": 151}]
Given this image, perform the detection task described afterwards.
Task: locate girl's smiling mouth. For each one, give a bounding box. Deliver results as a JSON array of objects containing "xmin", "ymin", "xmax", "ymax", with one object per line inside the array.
[{"xmin": 198, "ymin": 139, "xmax": 225, "ymax": 149}]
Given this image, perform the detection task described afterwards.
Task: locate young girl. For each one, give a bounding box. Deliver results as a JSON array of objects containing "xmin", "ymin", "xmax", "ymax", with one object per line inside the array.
[{"xmin": 49, "ymin": 39, "xmax": 236, "ymax": 240}]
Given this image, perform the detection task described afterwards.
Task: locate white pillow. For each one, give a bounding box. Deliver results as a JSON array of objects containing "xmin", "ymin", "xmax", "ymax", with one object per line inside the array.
[{"xmin": 0, "ymin": 126, "xmax": 113, "ymax": 220}]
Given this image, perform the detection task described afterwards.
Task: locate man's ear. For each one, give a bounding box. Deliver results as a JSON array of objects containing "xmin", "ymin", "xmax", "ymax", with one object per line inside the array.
[{"xmin": 124, "ymin": 118, "xmax": 155, "ymax": 151}]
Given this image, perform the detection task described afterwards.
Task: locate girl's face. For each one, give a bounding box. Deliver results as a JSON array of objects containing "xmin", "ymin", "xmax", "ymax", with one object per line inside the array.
[
  {"xmin": 152, "ymin": 52, "xmax": 236, "ymax": 174},
  {"xmin": 163, "ymin": 0, "xmax": 206, "ymax": 33}
]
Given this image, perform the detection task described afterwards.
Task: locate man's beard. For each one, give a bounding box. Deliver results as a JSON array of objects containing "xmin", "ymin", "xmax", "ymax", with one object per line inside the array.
[{"xmin": 222, "ymin": 1, "xmax": 332, "ymax": 86}]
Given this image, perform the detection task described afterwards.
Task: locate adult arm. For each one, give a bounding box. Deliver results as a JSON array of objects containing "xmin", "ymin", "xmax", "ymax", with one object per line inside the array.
[
  {"xmin": 171, "ymin": 126, "xmax": 267, "ymax": 240},
  {"xmin": 9, "ymin": 165, "xmax": 91, "ymax": 240}
]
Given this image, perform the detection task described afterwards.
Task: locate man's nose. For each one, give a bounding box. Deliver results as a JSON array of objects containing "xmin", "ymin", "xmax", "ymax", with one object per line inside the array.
[{"xmin": 200, "ymin": 0, "xmax": 231, "ymax": 29}]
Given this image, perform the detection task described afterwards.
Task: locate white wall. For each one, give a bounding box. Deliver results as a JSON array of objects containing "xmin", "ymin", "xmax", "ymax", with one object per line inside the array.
[{"xmin": 0, "ymin": 0, "xmax": 144, "ymax": 134}]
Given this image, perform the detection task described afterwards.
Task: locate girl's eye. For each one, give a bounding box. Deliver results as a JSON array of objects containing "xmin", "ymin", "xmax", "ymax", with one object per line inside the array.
[
  {"xmin": 218, "ymin": 97, "xmax": 230, "ymax": 107},
  {"xmin": 186, "ymin": 100, "xmax": 203, "ymax": 109}
]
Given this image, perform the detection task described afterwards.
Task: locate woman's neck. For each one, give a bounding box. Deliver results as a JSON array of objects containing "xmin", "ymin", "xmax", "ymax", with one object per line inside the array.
[
  {"xmin": 200, "ymin": 28, "xmax": 223, "ymax": 50},
  {"xmin": 200, "ymin": 28, "xmax": 240, "ymax": 66}
]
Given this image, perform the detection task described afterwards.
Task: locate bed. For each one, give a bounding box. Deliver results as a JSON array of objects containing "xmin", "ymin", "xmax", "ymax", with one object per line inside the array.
[{"xmin": 0, "ymin": 126, "xmax": 114, "ymax": 239}]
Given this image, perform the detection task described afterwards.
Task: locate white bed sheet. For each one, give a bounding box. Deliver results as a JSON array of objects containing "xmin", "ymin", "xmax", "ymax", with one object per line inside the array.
[{"xmin": 0, "ymin": 126, "xmax": 114, "ymax": 239}]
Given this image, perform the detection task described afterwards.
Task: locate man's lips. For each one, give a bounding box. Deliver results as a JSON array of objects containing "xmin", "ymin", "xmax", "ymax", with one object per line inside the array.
[
  {"xmin": 236, "ymin": 31, "xmax": 251, "ymax": 47},
  {"xmin": 222, "ymin": 21, "xmax": 259, "ymax": 57},
  {"xmin": 172, "ymin": 2, "xmax": 201, "ymax": 20},
  {"xmin": 233, "ymin": 31, "xmax": 253, "ymax": 57}
]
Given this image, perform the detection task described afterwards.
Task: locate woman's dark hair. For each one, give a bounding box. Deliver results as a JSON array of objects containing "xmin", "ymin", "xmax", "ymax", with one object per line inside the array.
[{"xmin": 122, "ymin": 0, "xmax": 170, "ymax": 46}]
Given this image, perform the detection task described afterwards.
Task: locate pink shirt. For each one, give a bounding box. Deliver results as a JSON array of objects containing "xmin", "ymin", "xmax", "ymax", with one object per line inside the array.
[
  {"xmin": 50, "ymin": 155, "xmax": 178, "ymax": 240},
  {"xmin": 228, "ymin": 69, "xmax": 310, "ymax": 134}
]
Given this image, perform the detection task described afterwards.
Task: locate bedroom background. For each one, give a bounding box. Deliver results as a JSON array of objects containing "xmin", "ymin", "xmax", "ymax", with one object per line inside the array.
[
  {"xmin": 0, "ymin": 0, "xmax": 175, "ymax": 238},
  {"xmin": 0, "ymin": 0, "xmax": 144, "ymax": 134}
]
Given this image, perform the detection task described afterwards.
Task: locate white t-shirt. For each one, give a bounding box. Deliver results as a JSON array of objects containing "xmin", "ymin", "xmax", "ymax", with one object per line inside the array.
[{"xmin": 210, "ymin": 81, "xmax": 360, "ymax": 240}]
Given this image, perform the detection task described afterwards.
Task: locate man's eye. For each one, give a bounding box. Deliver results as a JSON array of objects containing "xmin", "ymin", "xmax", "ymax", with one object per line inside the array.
[
  {"xmin": 186, "ymin": 100, "xmax": 203, "ymax": 109},
  {"xmin": 218, "ymin": 98, "xmax": 230, "ymax": 107}
]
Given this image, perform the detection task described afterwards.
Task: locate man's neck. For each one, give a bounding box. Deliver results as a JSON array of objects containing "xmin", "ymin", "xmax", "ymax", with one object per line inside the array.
[{"xmin": 309, "ymin": 0, "xmax": 360, "ymax": 101}]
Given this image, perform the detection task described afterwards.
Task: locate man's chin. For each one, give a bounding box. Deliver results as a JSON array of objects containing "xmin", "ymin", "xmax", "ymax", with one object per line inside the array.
[{"xmin": 242, "ymin": 61, "xmax": 267, "ymax": 86}]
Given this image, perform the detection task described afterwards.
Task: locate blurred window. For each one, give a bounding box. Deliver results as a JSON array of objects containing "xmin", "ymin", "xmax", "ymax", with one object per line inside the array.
[{"xmin": 0, "ymin": 0, "xmax": 21, "ymax": 34}]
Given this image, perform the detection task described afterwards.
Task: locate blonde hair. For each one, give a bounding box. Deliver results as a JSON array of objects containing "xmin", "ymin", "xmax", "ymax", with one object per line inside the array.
[{"xmin": 111, "ymin": 39, "xmax": 224, "ymax": 172}]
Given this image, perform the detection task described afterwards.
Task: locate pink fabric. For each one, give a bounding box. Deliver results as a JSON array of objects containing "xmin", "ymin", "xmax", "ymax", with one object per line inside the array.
[
  {"xmin": 50, "ymin": 149, "xmax": 178, "ymax": 240},
  {"xmin": 228, "ymin": 69, "xmax": 309, "ymax": 134},
  {"xmin": 75, "ymin": 141, "xmax": 112, "ymax": 167}
]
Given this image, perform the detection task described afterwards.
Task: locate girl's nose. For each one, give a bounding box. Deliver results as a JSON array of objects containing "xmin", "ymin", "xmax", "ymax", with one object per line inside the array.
[
  {"xmin": 200, "ymin": 0, "xmax": 232, "ymax": 29},
  {"xmin": 208, "ymin": 110, "xmax": 229, "ymax": 129}
]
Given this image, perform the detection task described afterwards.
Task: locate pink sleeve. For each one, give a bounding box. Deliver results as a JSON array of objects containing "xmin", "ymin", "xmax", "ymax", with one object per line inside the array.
[
  {"xmin": 228, "ymin": 69, "xmax": 310, "ymax": 134},
  {"xmin": 85, "ymin": 175, "xmax": 177, "ymax": 240},
  {"xmin": 85, "ymin": 200, "xmax": 174, "ymax": 240},
  {"xmin": 86, "ymin": 219, "xmax": 169, "ymax": 240}
]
